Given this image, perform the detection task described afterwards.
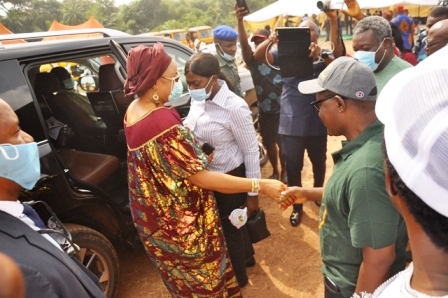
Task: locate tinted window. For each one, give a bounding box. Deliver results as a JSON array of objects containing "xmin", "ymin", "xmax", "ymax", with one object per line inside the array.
[{"xmin": 0, "ymin": 60, "xmax": 46, "ymax": 142}]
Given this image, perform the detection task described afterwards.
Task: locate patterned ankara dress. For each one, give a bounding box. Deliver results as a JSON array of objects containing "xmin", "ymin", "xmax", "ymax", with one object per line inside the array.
[{"xmin": 124, "ymin": 106, "xmax": 241, "ymax": 298}]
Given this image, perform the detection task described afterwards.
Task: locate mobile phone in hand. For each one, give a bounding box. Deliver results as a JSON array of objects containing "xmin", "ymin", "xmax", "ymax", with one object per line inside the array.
[
  {"xmin": 236, "ymin": 0, "xmax": 250, "ymax": 13},
  {"xmin": 202, "ymin": 143, "xmax": 215, "ymax": 155}
]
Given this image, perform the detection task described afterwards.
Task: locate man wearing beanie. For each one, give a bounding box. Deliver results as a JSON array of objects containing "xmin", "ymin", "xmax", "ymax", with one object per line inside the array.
[
  {"xmin": 213, "ymin": 25, "xmax": 243, "ymax": 97},
  {"xmin": 282, "ymin": 57, "xmax": 408, "ymax": 298}
]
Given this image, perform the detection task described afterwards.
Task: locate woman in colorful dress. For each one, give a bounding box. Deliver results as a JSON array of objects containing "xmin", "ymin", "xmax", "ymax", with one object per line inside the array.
[{"xmin": 123, "ymin": 43, "xmax": 286, "ymax": 298}]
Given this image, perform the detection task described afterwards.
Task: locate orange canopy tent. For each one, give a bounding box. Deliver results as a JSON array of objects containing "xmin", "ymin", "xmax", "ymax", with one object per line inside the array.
[
  {"xmin": 0, "ymin": 23, "xmax": 26, "ymax": 44},
  {"xmin": 43, "ymin": 17, "xmax": 104, "ymax": 41}
]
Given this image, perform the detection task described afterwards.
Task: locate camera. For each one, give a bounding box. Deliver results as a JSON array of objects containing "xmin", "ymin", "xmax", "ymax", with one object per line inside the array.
[{"xmin": 316, "ymin": 0, "xmax": 344, "ymax": 11}]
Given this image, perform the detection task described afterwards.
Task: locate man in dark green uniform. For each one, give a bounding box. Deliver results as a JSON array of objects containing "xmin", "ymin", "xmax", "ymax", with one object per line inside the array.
[
  {"xmin": 213, "ymin": 25, "xmax": 243, "ymax": 98},
  {"xmin": 282, "ymin": 57, "xmax": 408, "ymax": 298}
]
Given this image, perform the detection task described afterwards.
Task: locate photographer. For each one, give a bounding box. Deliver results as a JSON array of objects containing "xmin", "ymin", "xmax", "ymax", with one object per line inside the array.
[{"xmin": 253, "ymin": 10, "xmax": 343, "ymax": 227}]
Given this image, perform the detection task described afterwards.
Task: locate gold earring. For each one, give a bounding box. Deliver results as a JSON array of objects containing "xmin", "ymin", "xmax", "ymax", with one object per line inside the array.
[{"xmin": 152, "ymin": 90, "xmax": 160, "ymax": 106}]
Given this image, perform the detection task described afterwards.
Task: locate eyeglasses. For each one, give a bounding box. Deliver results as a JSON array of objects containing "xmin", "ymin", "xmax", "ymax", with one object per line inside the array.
[
  {"xmin": 162, "ymin": 74, "xmax": 180, "ymax": 82},
  {"xmin": 426, "ymin": 38, "xmax": 448, "ymax": 48},
  {"xmin": 310, "ymin": 94, "xmax": 347, "ymax": 111},
  {"xmin": 311, "ymin": 94, "xmax": 335, "ymax": 111}
]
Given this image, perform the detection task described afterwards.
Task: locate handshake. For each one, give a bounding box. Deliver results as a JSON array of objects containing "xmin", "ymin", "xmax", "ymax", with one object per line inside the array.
[{"xmin": 259, "ymin": 179, "xmax": 318, "ymax": 210}]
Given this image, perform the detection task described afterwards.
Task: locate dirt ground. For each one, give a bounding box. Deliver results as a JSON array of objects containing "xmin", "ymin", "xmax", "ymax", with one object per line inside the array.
[{"xmin": 116, "ymin": 40, "xmax": 354, "ymax": 298}]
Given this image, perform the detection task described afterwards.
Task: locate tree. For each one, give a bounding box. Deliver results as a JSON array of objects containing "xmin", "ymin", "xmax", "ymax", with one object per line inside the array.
[
  {"xmin": 62, "ymin": 2, "xmax": 87, "ymax": 25},
  {"xmin": 2, "ymin": 8, "xmax": 28, "ymax": 32}
]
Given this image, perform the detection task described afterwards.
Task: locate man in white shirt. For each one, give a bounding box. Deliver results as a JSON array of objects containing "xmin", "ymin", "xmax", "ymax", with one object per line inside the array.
[
  {"xmin": 0, "ymin": 98, "xmax": 106, "ymax": 298},
  {"xmin": 361, "ymin": 45, "xmax": 448, "ymax": 298}
]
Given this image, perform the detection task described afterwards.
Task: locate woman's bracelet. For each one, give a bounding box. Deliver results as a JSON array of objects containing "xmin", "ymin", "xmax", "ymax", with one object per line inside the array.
[{"xmin": 251, "ymin": 178, "xmax": 260, "ymax": 194}]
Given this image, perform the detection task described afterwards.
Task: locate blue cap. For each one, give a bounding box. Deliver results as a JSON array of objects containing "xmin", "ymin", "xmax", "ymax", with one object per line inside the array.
[{"xmin": 213, "ymin": 25, "xmax": 238, "ymax": 41}]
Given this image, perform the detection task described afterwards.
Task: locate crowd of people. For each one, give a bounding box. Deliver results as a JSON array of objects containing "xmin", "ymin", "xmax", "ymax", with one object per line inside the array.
[{"xmin": 1, "ymin": 0, "xmax": 447, "ymax": 297}]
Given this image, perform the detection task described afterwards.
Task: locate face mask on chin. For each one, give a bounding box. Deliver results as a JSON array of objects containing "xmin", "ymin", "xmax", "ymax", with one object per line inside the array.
[
  {"xmin": 215, "ymin": 43, "xmax": 235, "ymax": 62},
  {"xmin": 0, "ymin": 143, "xmax": 41, "ymax": 190},
  {"xmin": 168, "ymin": 79, "xmax": 184, "ymax": 102},
  {"xmin": 354, "ymin": 38, "xmax": 388, "ymax": 71},
  {"xmin": 188, "ymin": 77, "xmax": 214, "ymax": 102}
]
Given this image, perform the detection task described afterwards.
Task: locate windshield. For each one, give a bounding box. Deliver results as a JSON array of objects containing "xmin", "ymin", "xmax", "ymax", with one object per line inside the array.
[
  {"xmin": 199, "ymin": 29, "xmax": 213, "ymax": 38},
  {"xmin": 173, "ymin": 32, "xmax": 187, "ymax": 41}
]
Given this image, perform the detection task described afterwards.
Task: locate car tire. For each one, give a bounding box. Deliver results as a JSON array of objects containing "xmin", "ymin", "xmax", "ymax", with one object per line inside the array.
[{"xmin": 65, "ymin": 224, "xmax": 119, "ymax": 298}]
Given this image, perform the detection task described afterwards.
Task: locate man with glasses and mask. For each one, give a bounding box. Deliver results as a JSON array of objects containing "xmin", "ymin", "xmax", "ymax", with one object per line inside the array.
[
  {"xmin": 213, "ymin": 25, "xmax": 243, "ymax": 98},
  {"xmin": 425, "ymin": 19, "xmax": 448, "ymax": 56},
  {"xmin": 0, "ymin": 98, "xmax": 106, "ymax": 298},
  {"xmin": 281, "ymin": 57, "xmax": 407, "ymax": 298}
]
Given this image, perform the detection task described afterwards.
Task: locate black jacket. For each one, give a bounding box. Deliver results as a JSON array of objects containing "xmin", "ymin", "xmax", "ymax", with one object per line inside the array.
[{"xmin": 0, "ymin": 211, "xmax": 105, "ymax": 298}]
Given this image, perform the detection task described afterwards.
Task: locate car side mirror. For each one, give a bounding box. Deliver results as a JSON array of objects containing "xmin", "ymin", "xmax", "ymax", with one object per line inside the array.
[{"xmin": 79, "ymin": 76, "xmax": 99, "ymax": 91}]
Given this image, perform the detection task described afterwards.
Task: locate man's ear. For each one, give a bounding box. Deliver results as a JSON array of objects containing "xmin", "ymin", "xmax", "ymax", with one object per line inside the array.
[
  {"xmin": 334, "ymin": 95, "xmax": 346, "ymax": 112},
  {"xmin": 384, "ymin": 164, "xmax": 398, "ymax": 197}
]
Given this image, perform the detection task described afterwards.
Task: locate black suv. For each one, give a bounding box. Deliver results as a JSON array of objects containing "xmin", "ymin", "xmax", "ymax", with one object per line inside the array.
[{"xmin": 0, "ymin": 29, "xmax": 265, "ymax": 298}]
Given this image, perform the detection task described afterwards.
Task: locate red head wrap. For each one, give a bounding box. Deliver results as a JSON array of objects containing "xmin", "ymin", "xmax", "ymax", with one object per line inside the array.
[{"xmin": 124, "ymin": 42, "xmax": 172, "ymax": 98}]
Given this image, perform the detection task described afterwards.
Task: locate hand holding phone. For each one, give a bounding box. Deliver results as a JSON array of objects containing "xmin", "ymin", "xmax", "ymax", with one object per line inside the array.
[{"xmin": 236, "ymin": 0, "xmax": 250, "ymax": 13}]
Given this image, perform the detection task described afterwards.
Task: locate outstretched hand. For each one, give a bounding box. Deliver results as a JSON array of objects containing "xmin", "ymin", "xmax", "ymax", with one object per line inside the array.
[
  {"xmin": 259, "ymin": 179, "xmax": 288, "ymax": 208},
  {"xmin": 281, "ymin": 186, "xmax": 308, "ymax": 205},
  {"xmin": 341, "ymin": 0, "xmax": 364, "ymax": 21}
]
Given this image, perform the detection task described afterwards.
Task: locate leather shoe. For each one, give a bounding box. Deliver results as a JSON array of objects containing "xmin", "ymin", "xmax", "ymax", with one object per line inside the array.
[
  {"xmin": 289, "ymin": 210, "xmax": 302, "ymax": 227},
  {"xmin": 245, "ymin": 256, "xmax": 256, "ymax": 267}
]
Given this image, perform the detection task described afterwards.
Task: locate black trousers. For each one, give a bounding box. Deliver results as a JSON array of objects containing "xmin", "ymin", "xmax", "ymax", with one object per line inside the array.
[
  {"xmin": 214, "ymin": 163, "xmax": 254, "ymax": 287},
  {"xmin": 281, "ymin": 135, "xmax": 327, "ymax": 212}
]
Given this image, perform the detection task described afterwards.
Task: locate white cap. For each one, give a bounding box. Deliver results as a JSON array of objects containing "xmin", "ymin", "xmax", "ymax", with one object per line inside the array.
[{"xmin": 376, "ymin": 45, "xmax": 448, "ymax": 217}]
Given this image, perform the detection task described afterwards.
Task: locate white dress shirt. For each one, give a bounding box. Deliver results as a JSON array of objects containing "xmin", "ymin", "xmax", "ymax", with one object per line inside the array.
[
  {"xmin": 0, "ymin": 200, "xmax": 62, "ymax": 250},
  {"xmin": 185, "ymin": 80, "xmax": 261, "ymax": 185}
]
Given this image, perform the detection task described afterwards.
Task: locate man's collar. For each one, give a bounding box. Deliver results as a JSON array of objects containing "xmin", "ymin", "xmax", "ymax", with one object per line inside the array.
[
  {"xmin": 0, "ymin": 200, "xmax": 23, "ymax": 218},
  {"xmin": 207, "ymin": 79, "xmax": 228, "ymax": 108},
  {"xmin": 333, "ymin": 120, "xmax": 384, "ymax": 161},
  {"xmin": 215, "ymin": 53, "xmax": 235, "ymax": 67}
]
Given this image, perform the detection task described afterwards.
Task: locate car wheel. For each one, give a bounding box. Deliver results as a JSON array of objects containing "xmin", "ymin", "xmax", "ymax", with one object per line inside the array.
[{"xmin": 65, "ymin": 224, "xmax": 119, "ymax": 298}]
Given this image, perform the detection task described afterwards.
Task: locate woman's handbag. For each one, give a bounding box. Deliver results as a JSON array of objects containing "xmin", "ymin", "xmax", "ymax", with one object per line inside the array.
[{"xmin": 246, "ymin": 209, "xmax": 271, "ymax": 243}]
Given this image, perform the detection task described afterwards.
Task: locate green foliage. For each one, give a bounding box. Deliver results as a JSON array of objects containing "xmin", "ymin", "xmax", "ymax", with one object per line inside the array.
[{"xmin": 1, "ymin": 0, "xmax": 274, "ymax": 34}]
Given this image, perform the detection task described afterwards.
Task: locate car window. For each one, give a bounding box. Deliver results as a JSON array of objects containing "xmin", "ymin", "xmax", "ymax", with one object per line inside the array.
[
  {"xmin": 164, "ymin": 47, "xmax": 190, "ymax": 92},
  {"xmin": 0, "ymin": 60, "xmax": 46, "ymax": 142}
]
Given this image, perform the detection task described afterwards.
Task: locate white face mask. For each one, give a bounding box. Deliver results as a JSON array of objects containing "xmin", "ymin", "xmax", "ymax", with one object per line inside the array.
[
  {"xmin": 215, "ymin": 43, "xmax": 235, "ymax": 62},
  {"xmin": 168, "ymin": 79, "xmax": 184, "ymax": 102},
  {"xmin": 354, "ymin": 38, "xmax": 388, "ymax": 72},
  {"xmin": 0, "ymin": 143, "xmax": 41, "ymax": 190},
  {"xmin": 188, "ymin": 77, "xmax": 213, "ymax": 101}
]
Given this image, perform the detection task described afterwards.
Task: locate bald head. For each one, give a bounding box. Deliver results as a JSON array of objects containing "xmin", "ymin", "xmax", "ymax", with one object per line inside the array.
[
  {"xmin": 299, "ymin": 20, "xmax": 320, "ymax": 43},
  {"xmin": 0, "ymin": 98, "xmax": 33, "ymax": 145},
  {"xmin": 426, "ymin": 19, "xmax": 448, "ymax": 56}
]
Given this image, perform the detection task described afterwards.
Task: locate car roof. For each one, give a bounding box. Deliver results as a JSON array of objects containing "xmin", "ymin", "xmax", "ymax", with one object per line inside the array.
[
  {"xmin": 189, "ymin": 26, "xmax": 212, "ymax": 31},
  {"xmin": 0, "ymin": 35, "xmax": 190, "ymax": 61},
  {"xmin": 160, "ymin": 29, "xmax": 187, "ymax": 33}
]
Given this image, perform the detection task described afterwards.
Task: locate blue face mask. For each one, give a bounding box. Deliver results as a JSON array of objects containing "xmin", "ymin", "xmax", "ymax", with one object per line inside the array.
[
  {"xmin": 188, "ymin": 77, "xmax": 213, "ymax": 102},
  {"xmin": 354, "ymin": 38, "xmax": 388, "ymax": 72},
  {"xmin": 63, "ymin": 78, "xmax": 75, "ymax": 90},
  {"xmin": 169, "ymin": 79, "xmax": 184, "ymax": 102},
  {"xmin": 215, "ymin": 43, "xmax": 235, "ymax": 62},
  {"xmin": 0, "ymin": 143, "xmax": 41, "ymax": 190}
]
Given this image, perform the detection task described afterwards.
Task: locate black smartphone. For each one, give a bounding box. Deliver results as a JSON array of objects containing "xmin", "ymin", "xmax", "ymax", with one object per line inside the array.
[
  {"xmin": 201, "ymin": 143, "xmax": 215, "ymax": 155},
  {"xmin": 276, "ymin": 27, "xmax": 313, "ymax": 78},
  {"xmin": 236, "ymin": 0, "xmax": 250, "ymax": 13}
]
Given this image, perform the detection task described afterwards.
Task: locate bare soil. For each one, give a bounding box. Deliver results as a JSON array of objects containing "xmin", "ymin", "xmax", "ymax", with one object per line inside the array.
[{"xmin": 116, "ymin": 136, "xmax": 344, "ymax": 298}]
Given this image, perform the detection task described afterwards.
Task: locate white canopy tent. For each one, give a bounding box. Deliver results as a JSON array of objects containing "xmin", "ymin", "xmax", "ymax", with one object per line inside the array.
[{"xmin": 244, "ymin": 0, "xmax": 439, "ymax": 23}]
